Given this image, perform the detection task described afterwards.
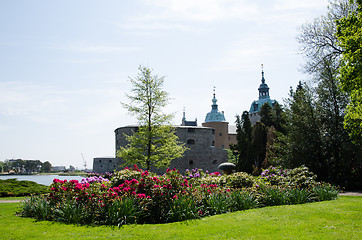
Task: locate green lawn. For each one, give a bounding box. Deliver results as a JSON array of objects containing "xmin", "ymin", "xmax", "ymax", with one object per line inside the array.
[{"xmin": 1, "ymin": 196, "xmax": 360, "ymax": 240}]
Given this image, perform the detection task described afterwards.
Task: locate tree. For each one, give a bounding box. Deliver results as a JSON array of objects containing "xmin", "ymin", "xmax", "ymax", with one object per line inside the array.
[
  {"xmin": 260, "ymin": 103, "xmax": 274, "ymax": 127},
  {"xmin": 337, "ymin": 0, "xmax": 362, "ymax": 143},
  {"xmin": 292, "ymin": 0, "xmax": 362, "ymax": 187},
  {"xmin": 297, "ymin": 0, "xmax": 352, "ymax": 74},
  {"xmin": 117, "ymin": 66, "xmax": 187, "ymax": 171},
  {"xmin": 42, "ymin": 161, "xmax": 52, "ymax": 173},
  {"xmin": 260, "ymin": 102, "xmax": 286, "ymax": 133},
  {"xmin": 250, "ymin": 122, "xmax": 267, "ymax": 174},
  {"xmin": 231, "ymin": 111, "xmax": 253, "ymax": 173},
  {"xmin": 274, "ymin": 84, "xmax": 327, "ymax": 178}
]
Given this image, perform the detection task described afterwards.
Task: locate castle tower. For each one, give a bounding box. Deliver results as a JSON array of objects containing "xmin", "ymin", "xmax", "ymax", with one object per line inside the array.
[
  {"xmin": 202, "ymin": 89, "xmax": 229, "ymax": 149},
  {"xmin": 249, "ymin": 65, "xmax": 277, "ymax": 125},
  {"xmin": 181, "ymin": 108, "xmax": 197, "ymax": 126}
]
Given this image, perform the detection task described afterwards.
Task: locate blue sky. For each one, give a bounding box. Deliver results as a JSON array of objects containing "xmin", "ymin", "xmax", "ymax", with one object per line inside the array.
[{"xmin": 0, "ymin": 0, "xmax": 329, "ymax": 169}]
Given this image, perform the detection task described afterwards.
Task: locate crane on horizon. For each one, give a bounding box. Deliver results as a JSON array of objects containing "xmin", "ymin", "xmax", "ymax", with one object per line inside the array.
[{"xmin": 81, "ymin": 153, "xmax": 87, "ymax": 170}]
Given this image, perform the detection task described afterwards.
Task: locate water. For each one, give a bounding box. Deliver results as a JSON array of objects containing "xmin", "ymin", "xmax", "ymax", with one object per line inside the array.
[{"xmin": 0, "ymin": 174, "xmax": 85, "ymax": 186}]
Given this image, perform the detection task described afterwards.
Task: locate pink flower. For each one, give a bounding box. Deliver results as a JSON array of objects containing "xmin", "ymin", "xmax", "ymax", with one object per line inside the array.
[{"xmin": 137, "ymin": 193, "xmax": 146, "ymax": 199}]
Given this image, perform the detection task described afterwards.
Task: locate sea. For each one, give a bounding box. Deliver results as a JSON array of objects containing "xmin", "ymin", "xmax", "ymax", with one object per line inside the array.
[{"xmin": 0, "ymin": 174, "xmax": 85, "ymax": 186}]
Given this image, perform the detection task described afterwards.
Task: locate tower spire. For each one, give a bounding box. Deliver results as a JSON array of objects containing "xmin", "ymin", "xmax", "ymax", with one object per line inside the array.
[{"xmin": 204, "ymin": 87, "xmax": 226, "ymax": 122}]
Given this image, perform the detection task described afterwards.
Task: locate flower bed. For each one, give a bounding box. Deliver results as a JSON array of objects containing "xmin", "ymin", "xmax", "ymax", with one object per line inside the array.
[{"xmin": 19, "ymin": 166, "xmax": 339, "ymax": 226}]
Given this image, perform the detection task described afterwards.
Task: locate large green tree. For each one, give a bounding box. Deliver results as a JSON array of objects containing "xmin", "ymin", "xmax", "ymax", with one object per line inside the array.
[
  {"xmin": 117, "ymin": 66, "xmax": 187, "ymax": 171},
  {"xmin": 269, "ymin": 84, "xmax": 326, "ymax": 178},
  {"xmin": 337, "ymin": 0, "xmax": 362, "ymax": 143},
  {"xmin": 287, "ymin": 0, "xmax": 362, "ymax": 187},
  {"xmin": 231, "ymin": 111, "xmax": 253, "ymax": 173}
]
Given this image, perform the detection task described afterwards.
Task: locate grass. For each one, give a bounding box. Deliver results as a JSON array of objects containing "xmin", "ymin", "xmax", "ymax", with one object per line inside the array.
[
  {"xmin": 0, "ymin": 196, "xmax": 360, "ymax": 240},
  {"xmin": 0, "ymin": 196, "xmax": 25, "ymax": 201}
]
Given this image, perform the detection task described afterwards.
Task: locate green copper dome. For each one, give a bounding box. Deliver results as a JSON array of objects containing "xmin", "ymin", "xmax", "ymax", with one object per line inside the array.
[
  {"xmin": 249, "ymin": 69, "xmax": 277, "ymax": 113},
  {"xmin": 205, "ymin": 92, "xmax": 226, "ymax": 122}
]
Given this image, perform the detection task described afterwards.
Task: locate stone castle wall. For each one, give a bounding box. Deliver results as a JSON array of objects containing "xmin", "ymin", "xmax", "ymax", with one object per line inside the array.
[{"xmin": 93, "ymin": 125, "xmax": 228, "ymax": 174}]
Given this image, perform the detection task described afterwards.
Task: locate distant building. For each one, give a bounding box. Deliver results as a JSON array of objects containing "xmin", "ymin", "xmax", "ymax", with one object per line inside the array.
[
  {"xmin": 181, "ymin": 110, "xmax": 197, "ymax": 126},
  {"xmin": 51, "ymin": 166, "xmax": 66, "ymax": 172},
  {"xmin": 202, "ymin": 90, "xmax": 237, "ymax": 149},
  {"xmin": 249, "ymin": 68, "xmax": 277, "ymax": 125}
]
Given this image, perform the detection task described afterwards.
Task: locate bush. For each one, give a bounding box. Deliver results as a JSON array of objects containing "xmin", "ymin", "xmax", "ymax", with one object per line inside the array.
[
  {"xmin": 224, "ymin": 172, "xmax": 255, "ymax": 189},
  {"xmin": 260, "ymin": 166, "xmax": 317, "ymax": 188},
  {"xmin": 18, "ymin": 165, "xmax": 340, "ymax": 226},
  {"xmin": 0, "ymin": 179, "xmax": 48, "ymax": 197}
]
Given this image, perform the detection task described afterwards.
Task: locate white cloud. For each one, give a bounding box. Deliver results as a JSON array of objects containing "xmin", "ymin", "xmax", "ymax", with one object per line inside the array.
[
  {"xmin": 142, "ymin": 0, "xmax": 259, "ymax": 22},
  {"xmin": 118, "ymin": 0, "xmax": 259, "ymax": 32}
]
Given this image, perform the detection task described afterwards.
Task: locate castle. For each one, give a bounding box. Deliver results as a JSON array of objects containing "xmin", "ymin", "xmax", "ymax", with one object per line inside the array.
[{"xmin": 92, "ymin": 69, "xmax": 276, "ymax": 173}]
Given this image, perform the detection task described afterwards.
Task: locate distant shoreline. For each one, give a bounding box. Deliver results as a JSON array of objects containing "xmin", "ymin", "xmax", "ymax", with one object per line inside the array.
[{"xmin": 0, "ymin": 172, "xmax": 88, "ymax": 177}]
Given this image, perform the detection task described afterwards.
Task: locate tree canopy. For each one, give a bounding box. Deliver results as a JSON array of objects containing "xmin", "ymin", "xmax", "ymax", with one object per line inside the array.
[
  {"xmin": 117, "ymin": 66, "xmax": 187, "ymax": 170},
  {"xmin": 336, "ymin": 0, "xmax": 362, "ymax": 143}
]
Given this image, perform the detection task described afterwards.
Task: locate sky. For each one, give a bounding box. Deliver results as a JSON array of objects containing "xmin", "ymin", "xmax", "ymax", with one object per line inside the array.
[{"xmin": 0, "ymin": 0, "xmax": 330, "ymax": 169}]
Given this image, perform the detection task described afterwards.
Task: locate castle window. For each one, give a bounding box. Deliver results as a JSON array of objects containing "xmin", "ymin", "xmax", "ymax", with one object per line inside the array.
[
  {"xmin": 188, "ymin": 128, "xmax": 195, "ymax": 133},
  {"xmin": 100, "ymin": 165, "xmax": 103, "ymax": 168},
  {"xmin": 222, "ymin": 145, "xmax": 225, "ymax": 149},
  {"xmin": 109, "ymin": 160, "xmax": 112, "ymax": 163},
  {"xmin": 219, "ymin": 133, "xmax": 222, "ymax": 136},
  {"xmin": 187, "ymin": 139, "xmax": 195, "ymax": 145},
  {"xmin": 212, "ymin": 160, "xmax": 217, "ymax": 164},
  {"xmin": 189, "ymin": 160, "xmax": 194, "ymax": 165},
  {"xmin": 212, "ymin": 129, "xmax": 215, "ymax": 135},
  {"xmin": 99, "ymin": 160, "xmax": 102, "ymax": 163}
]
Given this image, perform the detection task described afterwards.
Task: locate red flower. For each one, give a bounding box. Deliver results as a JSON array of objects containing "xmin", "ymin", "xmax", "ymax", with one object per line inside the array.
[{"xmin": 137, "ymin": 193, "xmax": 146, "ymax": 199}]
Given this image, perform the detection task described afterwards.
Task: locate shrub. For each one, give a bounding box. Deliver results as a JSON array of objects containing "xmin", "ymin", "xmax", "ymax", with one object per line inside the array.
[
  {"xmin": 224, "ymin": 172, "xmax": 255, "ymax": 189},
  {"xmin": 257, "ymin": 185, "xmax": 288, "ymax": 206},
  {"xmin": 310, "ymin": 183, "xmax": 339, "ymax": 201},
  {"xmin": 18, "ymin": 165, "xmax": 340, "ymax": 226},
  {"xmin": 19, "ymin": 195, "xmax": 52, "ymax": 220},
  {"xmin": 166, "ymin": 193, "xmax": 200, "ymax": 222},
  {"xmin": 104, "ymin": 197, "xmax": 141, "ymax": 226},
  {"xmin": 229, "ymin": 191, "xmax": 258, "ymax": 211},
  {"xmin": 260, "ymin": 166, "xmax": 317, "ymax": 188},
  {"xmin": 0, "ymin": 179, "xmax": 48, "ymax": 197}
]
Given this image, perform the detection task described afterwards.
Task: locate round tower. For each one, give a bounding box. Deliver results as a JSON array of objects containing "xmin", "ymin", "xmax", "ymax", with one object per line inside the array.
[{"xmin": 202, "ymin": 89, "xmax": 229, "ymax": 149}]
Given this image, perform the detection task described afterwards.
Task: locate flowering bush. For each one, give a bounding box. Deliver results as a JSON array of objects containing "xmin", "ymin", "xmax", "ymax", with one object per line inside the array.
[
  {"xmin": 260, "ymin": 166, "xmax": 317, "ymax": 188},
  {"xmin": 19, "ymin": 165, "xmax": 339, "ymax": 226}
]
